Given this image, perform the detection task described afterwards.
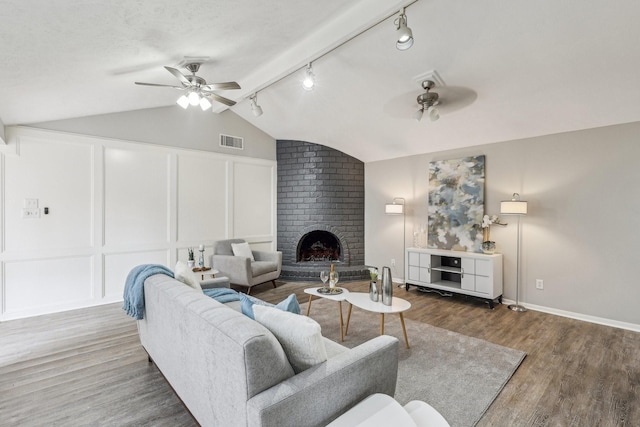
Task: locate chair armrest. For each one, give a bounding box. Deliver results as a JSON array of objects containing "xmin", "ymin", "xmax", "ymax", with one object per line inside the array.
[
  {"xmin": 246, "ymin": 335, "xmax": 399, "ymax": 427},
  {"xmin": 253, "ymin": 250, "xmax": 282, "ymax": 263},
  {"xmin": 200, "ymin": 277, "xmax": 230, "ymax": 289},
  {"xmin": 211, "ymin": 254, "xmax": 252, "ymax": 285}
]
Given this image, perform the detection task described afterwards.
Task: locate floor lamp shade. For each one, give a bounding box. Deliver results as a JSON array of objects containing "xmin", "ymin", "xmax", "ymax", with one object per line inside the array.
[
  {"xmin": 385, "ymin": 203, "xmax": 404, "ymax": 214},
  {"xmin": 500, "ymin": 200, "xmax": 528, "ymax": 215}
]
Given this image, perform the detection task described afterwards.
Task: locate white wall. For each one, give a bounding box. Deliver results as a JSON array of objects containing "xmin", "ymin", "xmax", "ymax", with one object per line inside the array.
[
  {"xmin": 0, "ymin": 126, "xmax": 276, "ymax": 320},
  {"xmin": 0, "ymin": 116, "xmax": 5, "ymax": 144},
  {"xmin": 29, "ymin": 106, "xmax": 276, "ymax": 161},
  {"xmin": 366, "ymin": 122, "xmax": 640, "ymax": 328}
]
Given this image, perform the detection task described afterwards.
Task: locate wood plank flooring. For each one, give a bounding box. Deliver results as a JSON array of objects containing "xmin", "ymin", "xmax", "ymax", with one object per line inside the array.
[{"xmin": 2, "ymin": 280, "xmax": 639, "ymax": 426}]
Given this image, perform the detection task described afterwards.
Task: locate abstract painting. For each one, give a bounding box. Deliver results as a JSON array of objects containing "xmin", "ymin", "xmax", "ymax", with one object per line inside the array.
[{"xmin": 428, "ymin": 155, "xmax": 485, "ymax": 252}]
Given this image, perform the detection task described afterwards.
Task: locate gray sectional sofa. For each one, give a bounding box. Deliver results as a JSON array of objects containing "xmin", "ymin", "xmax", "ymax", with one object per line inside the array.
[{"xmin": 138, "ymin": 273, "xmax": 399, "ymax": 427}]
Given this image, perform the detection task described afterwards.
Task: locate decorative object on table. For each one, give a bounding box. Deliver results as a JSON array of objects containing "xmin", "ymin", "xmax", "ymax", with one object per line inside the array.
[
  {"xmin": 317, "ymin": 287, "xmax": 343, "ymax": 295},
  {"xmin": 428, "ymin": 155, "xmax": 485, "ymax": 252},
  {"xmin": 198, "ymin": 244, "xmax": 205, "ymax": 268},
  {"xmin": 187, "ymin": 247, "xmax": 196, "ymax": 268},
  {"xmin": 329, "ymin": 264, "xmax": 339, "ymax": 289},
  {"xmin": 368, "ymin": 267, "xmax": 379, "ymax": 302},
  {"xmin": 385, "ymin": 197, "xmax": 406, "ymax": 283},
  {"xmin": 500, "ymin": 193, "xmax": 528, "ymax": 312},
  {"xmin": 481, "ymin": 214, "xmax": 507, "ymax": 254},
  {"xmin": 413, "ymin": 223, "xmax": 428, "ymax": 248},
  {"xmin": 381, "ymin": 266, "xmax": 393, "ymax": 306},
  {"xmin": 320, "ymin": 270, "xmax": 329, "ymax": 288},
  {"xmin": 192, "ymin": 266, "xmax": 211, "ymax": 272}
]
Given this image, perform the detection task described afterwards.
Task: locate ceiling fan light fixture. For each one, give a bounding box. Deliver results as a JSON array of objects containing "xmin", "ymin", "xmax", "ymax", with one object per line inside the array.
[
  {"xmin": 199, "ymin": 96, "xmax": 212, "ymax": 111},
  {"xmin": 415, "ymin": 80, "xmax": 441, "ymax": 122},
  {"xmin": 428, "ymin": 106, "xmax": 440, "ymax": 121},
  {"xmin": 302, "ymin": 63, "xmax": 315, "ymax": 91},
  {"xmin": 414, "ymin": 107, "xmax": 424, "ymax": 122},
  {"xmin": 176, "ymin": 94, "xmax": 189, "ymax": 109},
  {"xmin": 250, "ymin": 93, "xmax": 263, "ymax": 117},
  {"xmin": 395, "ymin": 8, "xmax": 414, "ymax": 50},
  {"xmin": 188, "ymin": 91, "xmax": 201, "ymax": 106}
]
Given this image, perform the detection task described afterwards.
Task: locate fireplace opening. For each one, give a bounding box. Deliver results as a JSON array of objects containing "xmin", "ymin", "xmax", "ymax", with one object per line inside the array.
[{"xmin": 297, "ymin": 231, "xmax": 341, "ymax": 263}]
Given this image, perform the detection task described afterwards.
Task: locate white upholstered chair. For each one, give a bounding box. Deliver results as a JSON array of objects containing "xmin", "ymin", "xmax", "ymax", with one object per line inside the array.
[{"xmin": 211, "ymin": 239, "xmax": 282, "ymax": 294}]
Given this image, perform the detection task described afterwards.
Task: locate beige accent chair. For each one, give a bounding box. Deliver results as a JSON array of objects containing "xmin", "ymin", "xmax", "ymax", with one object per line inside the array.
[{"xmin": 211, "ymin": 239, "xmax": 282, "ymax": 294}]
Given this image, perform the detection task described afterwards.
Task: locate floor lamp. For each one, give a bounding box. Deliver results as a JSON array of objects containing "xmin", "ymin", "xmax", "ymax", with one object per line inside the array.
[
  {"xmin": 500, "ymin": 193, "xmax": 528, "ymax": 312},
  {"xmin": 385, "ymin": 198, "xmax": 405, "ymax": 286}
]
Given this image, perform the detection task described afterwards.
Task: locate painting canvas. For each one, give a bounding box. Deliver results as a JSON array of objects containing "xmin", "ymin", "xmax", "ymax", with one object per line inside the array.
[{"xmin": 428, "ymin": 155, "xmax": 485, "ymax": 252}]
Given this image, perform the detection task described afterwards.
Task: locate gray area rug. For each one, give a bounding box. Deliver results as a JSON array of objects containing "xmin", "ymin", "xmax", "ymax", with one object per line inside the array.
[{"xmin": 302, "ymin": 298, "xmax": 526, "ymax": 427}]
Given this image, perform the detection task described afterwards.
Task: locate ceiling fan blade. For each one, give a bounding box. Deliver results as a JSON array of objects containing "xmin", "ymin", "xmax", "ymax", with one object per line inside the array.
[
  {"xmin": 206, "ymin": 93, "xmax": 236, "ymax": 107},
  {"xmin": 164, "ymin": 66, "xmax": 191, "ymax": 86},
  {"xmin": 135, "ymin": 82, "xmax": 183, "ymax": 89},
  {"xmin": 202, "ymin": 81, "xmax": 241, "ymax": 91}
]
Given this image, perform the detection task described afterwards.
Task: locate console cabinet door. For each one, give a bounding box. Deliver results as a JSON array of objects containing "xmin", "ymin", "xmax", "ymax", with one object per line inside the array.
[
  {"xmin": 475, "ymin": 275, "xmax": 492, "ymax": 295},
  {"xmin": 461, "ymin": 258, "xmax": 475, "ymax": 291}
]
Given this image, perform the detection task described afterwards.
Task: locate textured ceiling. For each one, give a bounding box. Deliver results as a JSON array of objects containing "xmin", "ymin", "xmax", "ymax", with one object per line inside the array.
[{"xmin": 2, "ymin": 0, "xmax": 640, "ymax": 162}]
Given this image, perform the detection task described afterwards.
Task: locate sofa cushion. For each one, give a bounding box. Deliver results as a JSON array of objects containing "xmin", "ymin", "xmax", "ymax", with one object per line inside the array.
[
  {"xmin": 231, "ymin": 242, "xmax": 255, "ymax": 261},
  {"xmin": 174, "ymin": 261, "xmax": 202, "ymax": 292},
  {"xmin": 251, "ymin": 261, "xmax": 277, "ymax": 276},
  {"xmin": 253, "ymin": 305, "xmax": 328, "ymax": 373},
  {"xmin": 239, "ymin": 293, "xmax": 300, "ymax": 320}
]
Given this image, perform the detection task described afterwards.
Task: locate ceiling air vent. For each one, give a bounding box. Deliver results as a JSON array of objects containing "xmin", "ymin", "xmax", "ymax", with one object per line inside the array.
[{"xmin": 220, "ymin": 134, "xmax": 244, "ymax": 150}]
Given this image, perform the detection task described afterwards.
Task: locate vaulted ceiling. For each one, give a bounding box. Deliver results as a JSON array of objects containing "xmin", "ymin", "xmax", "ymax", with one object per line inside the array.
[{"xmin": 2, "ymin": 0, "xmax": 640, "ymax": 162}]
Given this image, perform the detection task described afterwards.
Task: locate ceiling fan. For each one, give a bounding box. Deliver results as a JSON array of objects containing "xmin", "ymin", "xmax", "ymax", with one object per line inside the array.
[{"xmin": 135, "ymin": 61, "xmax": 241, "ymax": 109}]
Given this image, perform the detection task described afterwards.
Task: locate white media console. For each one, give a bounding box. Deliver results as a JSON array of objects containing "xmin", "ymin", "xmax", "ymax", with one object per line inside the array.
[{"xmin": 405, "ymin": 247, "xmax": 503, "ymax": 308}]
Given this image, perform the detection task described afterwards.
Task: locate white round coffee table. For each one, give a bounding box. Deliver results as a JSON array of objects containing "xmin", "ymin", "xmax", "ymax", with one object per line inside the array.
[
  {"xmin": 345, "ymin": 293, "xmax": 411, "ymax": 348},
  {"xmin": 304, "ymin": 287, "xmax": 350, "ymax": 341}
]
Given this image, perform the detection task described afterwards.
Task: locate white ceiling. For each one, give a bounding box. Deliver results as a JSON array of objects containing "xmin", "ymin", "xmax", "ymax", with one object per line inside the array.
[{"xmin": 2, "ymin": 0, "xmax": 640, "ymax": 162}]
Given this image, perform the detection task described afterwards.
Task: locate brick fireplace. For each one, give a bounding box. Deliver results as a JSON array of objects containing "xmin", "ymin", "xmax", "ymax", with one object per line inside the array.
[{"xmin": 277, "ymin": 140, "xmax": 369, "ymax": 281}]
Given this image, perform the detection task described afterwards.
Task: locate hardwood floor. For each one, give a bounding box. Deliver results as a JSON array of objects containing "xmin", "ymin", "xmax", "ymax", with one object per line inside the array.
[{"xmin": 2, "ymin": 280, "xmax": 639, "ymax": 426}]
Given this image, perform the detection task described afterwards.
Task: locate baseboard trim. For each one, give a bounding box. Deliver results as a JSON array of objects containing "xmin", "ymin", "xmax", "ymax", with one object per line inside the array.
[{"xmin": 501, "ymin": 299, "xmax": 640, "ymax": 332}]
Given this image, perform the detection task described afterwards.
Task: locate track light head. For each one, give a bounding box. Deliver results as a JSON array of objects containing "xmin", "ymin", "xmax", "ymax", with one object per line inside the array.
[
  {"xmin": 302, "ymin": 63, "xmax": 315, "ymax": 90},
  {"xmin": 395, "ymin": 8, "xmax": 414, "ymax": 50},
  {"xmin": 250, "ymin": 93, "xmax": 263, "ymax": 117}
]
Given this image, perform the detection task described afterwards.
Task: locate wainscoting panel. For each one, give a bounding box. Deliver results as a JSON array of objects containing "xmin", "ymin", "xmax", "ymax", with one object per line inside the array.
[
  {"xmin": 103, "ymin": 250, "xmax": 170, "ymax": 299},
  {"xmin": 176, "ymin": 154, "xmax": 227, "ymax": 242},
  {"xmin": 4, "ymin": 256, "xmax": 93, "ymax": 315},
  {"xmin": 233, "ymin": 162, "xmax": 275, "ymax": 240},
  {"xmin": 3, "ymin": 135, "xmax": 93, "ymax": 251},
  {"xmin": 104, "ymin": 147, "xmax": 170, "ymax": 247}
]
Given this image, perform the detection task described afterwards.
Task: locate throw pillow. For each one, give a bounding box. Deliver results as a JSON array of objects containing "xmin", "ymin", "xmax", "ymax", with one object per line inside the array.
[
  {"xmin": 174, "ymin": 261, "xmax": 203, "ymax": 292},
  {"xmin": 253, "ymin": 304, "xmax": 327, "ymax": 373},
  {"xmin": 231, "ymin": 242, "xmax": 255, "ymax": 261},
  {"xmin": 240, "ymin": 293, "xmax": 300, "ymax": 319}
]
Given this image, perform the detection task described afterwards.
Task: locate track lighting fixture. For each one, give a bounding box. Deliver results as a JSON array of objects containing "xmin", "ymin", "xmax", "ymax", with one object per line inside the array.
[
  {"xmin": 302, "ymin": 63, "xmax": 315, "ymax": 91},
  {"xmin": 395, "ymin": 7, "xmax": 414, "ymax": 50},
  {"xmin": 415, "ymin": 80, "xmax": 440, "ymax": 122},
  {"xmin": 249, "ymin": 93, "xmax": 263, "ymax": 117}
]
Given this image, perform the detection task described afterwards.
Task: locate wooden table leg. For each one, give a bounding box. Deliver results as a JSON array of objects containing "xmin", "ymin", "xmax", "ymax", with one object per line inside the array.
[
  {"xmin": 380, "ymin": 313, "xmax": 385, "ymax": 335},
  {"xmin": 399, "ymin": 312, "xmax": 410, "ymax": 349},
  {"xmin": 345, "ymin": 303, "xmax": 353, "ymax": 336},
  {"xmin": 306, "ymin": 295, "xmax": 313, "ymax": 316},
  {"xmin": 338, "ymin": 301, "xmax": 344, "ymax": 342}
]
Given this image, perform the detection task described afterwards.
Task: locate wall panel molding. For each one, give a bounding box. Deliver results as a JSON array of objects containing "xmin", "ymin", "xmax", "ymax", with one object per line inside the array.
[{"xmin": 0, "ymin": 126, "xmax": 276, "ymax": 320}]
